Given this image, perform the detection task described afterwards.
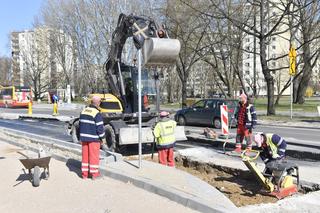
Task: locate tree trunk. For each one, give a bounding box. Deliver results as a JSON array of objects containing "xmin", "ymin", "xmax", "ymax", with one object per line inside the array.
[
  {"xmin": 260, "ymin": 37, "xmax": 276, "ymax": 115},
  {"xmin": 295, "ymin": 23, "xmax": 312, "ymax": 104},
  {"xmin": 181, "ymin": 77, "xmax": 187, "ymax": 108}
]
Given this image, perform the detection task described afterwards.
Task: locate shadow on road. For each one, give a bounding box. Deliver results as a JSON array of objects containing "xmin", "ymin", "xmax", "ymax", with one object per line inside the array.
[{"xmin": 66, "ymin": 159, "xmax": 82, "ymax": 178}]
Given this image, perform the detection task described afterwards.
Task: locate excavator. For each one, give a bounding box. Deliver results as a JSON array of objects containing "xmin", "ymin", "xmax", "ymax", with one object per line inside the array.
[{"xmin": 67, "ymin": 13, "xmax": 185, "ymax": 153}]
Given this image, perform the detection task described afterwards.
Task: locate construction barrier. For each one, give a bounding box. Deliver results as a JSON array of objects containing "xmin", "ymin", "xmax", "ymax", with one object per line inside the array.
[
  {"xmin": 28, "ymin": 102, "xmax": 32, "ymax": 115},
  {"xmin": 220, "ymin": 104, "xmax": 229, "ymax": 135}
]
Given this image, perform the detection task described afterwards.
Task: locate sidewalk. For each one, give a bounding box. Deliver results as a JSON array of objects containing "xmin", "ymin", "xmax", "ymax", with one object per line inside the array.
[
  {"xmin": 0, "ymin": 127, "xmax": 238, "ymax": 213},
  {"xmin": 0, "ymin": 142, "xmax": 201, "ymax": 213}
]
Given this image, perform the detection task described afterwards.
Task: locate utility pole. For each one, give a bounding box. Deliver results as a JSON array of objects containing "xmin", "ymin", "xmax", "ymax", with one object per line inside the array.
[{"xmin": 253, "ymin": 6, "xmax": 257, "ymax": 96}]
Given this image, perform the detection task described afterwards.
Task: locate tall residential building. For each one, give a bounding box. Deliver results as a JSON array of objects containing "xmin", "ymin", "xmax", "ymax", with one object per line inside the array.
[{"xmin": 10, "ymin": 27, "xmax": 75, "ymax": 95}]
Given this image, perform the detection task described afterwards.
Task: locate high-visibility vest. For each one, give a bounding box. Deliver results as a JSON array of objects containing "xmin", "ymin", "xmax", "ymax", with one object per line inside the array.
[
  {"xmin": 153, "ymin": 119, "xmax": 176, "ymax": 148},
  {"xmin": 265, "ymin": 133, "xmax": 278, "ymax": 157}
]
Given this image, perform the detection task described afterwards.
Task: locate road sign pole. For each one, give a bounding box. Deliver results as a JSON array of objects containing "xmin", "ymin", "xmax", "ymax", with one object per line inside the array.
[
  {"xmin": 289, "ymin": 45, "xmax": 296, "ymax": 120},
  {"xmin": 290, "ymin": 76, "xmax": 293, "ymax": 119},
  {"xmin": 138, "ymin": 50, "xmax": 142, "ymax": 168}
]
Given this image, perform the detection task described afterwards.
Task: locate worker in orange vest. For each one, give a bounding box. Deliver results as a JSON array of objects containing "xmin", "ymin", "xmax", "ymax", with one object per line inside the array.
[{"xmin": 143, "ymin": 92, "xmax": 149, "ymax": 111}]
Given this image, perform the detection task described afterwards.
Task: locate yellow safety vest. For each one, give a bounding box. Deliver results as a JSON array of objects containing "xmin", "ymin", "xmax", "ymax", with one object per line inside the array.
[
  {"xmin": 153, "ymin": 120, "xmax": 176, "ymax": 147},
  {"xmin": 265, "ymin": 133, "xmax": 278, "ymax": 157}
]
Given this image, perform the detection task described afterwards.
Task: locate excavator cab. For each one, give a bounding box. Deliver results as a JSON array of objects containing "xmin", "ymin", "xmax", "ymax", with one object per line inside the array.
[{"xmin": 119, "ymin": 64, "xmax": 156, "ymax": 113}]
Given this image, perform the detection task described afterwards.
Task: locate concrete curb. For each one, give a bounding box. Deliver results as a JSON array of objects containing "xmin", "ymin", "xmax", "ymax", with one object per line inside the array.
[
  {"xmin": 0, "ymin": 113, "xmax": 73, "ymax": 122},
  {"xmin": 0, "ymin": 127, "xmax": 122, "ymax": 163},
  {"xmin": 186, "ymin": 135, "xmax": 320, "ymax": 161},
  {"xmin": 0, "ymin": 127, "xmax": 238, "ymax": 213}
]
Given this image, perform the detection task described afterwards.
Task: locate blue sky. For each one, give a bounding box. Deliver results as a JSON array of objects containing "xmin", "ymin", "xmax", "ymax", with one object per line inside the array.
[{"xmin": 0, "ymin": 0, "xmax": 43, "ymax": 56}]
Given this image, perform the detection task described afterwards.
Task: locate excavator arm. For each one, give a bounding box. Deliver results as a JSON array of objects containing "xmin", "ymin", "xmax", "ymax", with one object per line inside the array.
[{"xmin": 104, "ymin": 13, "xmax": 168, "ymax": 110}]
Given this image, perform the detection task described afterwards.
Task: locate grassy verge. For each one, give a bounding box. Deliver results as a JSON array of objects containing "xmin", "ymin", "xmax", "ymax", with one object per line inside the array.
[
  {"xmin": 254, "ymin": 96, "xmax": 319, "ymax": 112},
  {"xmin": 259, "ymin": 115, "xmax": 320, "ymax": 122}
]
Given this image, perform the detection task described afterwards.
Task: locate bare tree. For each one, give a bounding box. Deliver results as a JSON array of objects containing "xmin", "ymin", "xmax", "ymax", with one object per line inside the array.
[
  {"xmin": 293, "ymin": 0, "xmax": 320, "ymax": 103},
  {"xmin": 20, "ymin": 28, "xmax": 51, "ymax": 100},
  {"xmin": 164, "ymin": 0, "xmax": 209, "ymax": 107},
  {"xmin": 0, "ymin": 56, "xmax": 11, "ymax": 85}
]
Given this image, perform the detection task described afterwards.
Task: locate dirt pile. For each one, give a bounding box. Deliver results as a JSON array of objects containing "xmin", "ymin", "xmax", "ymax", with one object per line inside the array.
[{"xmin": 175, "ymin": 155, "xmax": 278, "ymax": 207}]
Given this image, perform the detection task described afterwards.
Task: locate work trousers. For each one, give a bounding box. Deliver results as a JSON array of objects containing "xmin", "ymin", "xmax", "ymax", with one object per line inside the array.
[
  {"xmin": 235, "ymin": 125, "xmax": 252, "ymax": 149},
  {"xmin": 158, "ymin": 147, "xmax": 175, "ymax": 167},
  {"xmin": 81, "ymin": 141, "xmax": 100, "ymax": 178}
]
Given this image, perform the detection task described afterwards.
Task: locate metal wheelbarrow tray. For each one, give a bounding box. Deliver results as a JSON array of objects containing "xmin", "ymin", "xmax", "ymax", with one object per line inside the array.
[{"xmin": 19, "ymin": 156, "xmax": 51, "ymax": 187}]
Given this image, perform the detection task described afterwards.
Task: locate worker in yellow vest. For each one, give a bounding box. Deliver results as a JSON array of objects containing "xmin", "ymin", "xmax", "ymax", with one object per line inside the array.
[
  {"xmin": 153, "ymin": 111, "xmax": 177, "ymax": 167},
  {"xmin": 254, "ymin": 133, "xmax": 287, "ymax": 174}
]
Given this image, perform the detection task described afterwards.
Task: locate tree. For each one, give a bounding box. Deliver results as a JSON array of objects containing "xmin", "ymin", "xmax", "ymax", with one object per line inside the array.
[
  {"xmin": 185, "ymin": 0, "xmax": 296, "ymax": 115},
  {"xmin": 293, "ymin": 0, "xmax": 320, "ymax": 103},
  {"xmin": 165, "ymin": 0, "xmax": 208, "ymax": 107},
  {"xmin": 20, "ymin": 28, "xmax": 51, "ymax": 100},
  {"xmin": 0, "ymin": 56, "xmax": 11, "ymax": 85}
]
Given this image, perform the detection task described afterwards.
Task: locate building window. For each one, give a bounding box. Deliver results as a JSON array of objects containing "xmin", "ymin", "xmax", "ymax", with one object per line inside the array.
[
  {"xmin": 245, "ymin": 62, "xmax": 250, "ymax": 67},
  {"xmin": 272, "ymin": 54, "xmax": 276, "ymax": 58},
  {"xmin": 272, "ymin": 45, "xmax": 276, "ymax": 50},
  {"xmin": 272, "ymin": 62, "xmax": 276, "ymax": 67},
  {"xmin": 246, "ymin": 54, "xmax": 250, "ymax": 59},
  {"xmin": 246, "ymin": 70, "xmax": 250, "ymax": 75},
  {"xmin": 272, "ymin": 37, "xmax": 276, "ymax": 41},
  {"xmin": 246, "ymin": 38, "xmax": 250, "ymax": 42}
]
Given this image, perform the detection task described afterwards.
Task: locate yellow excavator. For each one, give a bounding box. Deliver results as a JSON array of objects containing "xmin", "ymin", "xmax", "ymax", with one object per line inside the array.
[
  {"xmin": 241, "ymin": 150, "xmax": 299, "ymax": 199},
  {"xmin": 67, "ymin": 13, "xmax": 185, "ymax": 153}
]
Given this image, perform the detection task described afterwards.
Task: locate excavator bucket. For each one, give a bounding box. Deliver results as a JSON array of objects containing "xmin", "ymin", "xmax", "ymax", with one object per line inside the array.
[
  {"xmin": 143, "ymin": 38, "xmax": 181, "ymax": 66},
  {"xmin": 118, "ymin": 126, "xmax": 187, "ymax": 145}
]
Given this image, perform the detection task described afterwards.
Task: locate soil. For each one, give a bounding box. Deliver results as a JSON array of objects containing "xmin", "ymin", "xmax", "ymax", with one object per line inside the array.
[
  {"xmin": 174, "ymin": 155, "xmax": 279, "ymax": 207},
  {"xmin": 126, "ymin": 154, "xmax": 282, "ymax": 207}
]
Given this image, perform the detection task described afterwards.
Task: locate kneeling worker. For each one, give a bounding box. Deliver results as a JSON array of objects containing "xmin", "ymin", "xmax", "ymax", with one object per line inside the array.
[
  {"xmin": 254, "ymin": 132, "xmax": 287, "ymax": 173},
  {"xmin": 153, "ymin": 111, "xmax": 177, "ymax": 167}
]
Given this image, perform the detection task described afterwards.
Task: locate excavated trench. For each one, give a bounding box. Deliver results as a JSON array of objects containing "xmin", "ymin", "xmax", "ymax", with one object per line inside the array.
[
  {"xmin": 126, "ymin": 154, "xmax": 320, "ymax": 207},
  {"xmin": 174, "ymin": 155, "xmax": 320, "ymax": 207}
]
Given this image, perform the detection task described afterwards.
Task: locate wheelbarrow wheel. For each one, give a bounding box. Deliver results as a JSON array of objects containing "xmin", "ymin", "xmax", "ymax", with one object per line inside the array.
[{"xmin": 33, "ymin": 166, "xmax": 41, "ymax": 187}]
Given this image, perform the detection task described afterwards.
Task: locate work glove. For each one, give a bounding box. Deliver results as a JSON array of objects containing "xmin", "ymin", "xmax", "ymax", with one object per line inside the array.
[
  {"xmin": 101, "ymin": 138, "xmax": 107, "ymax": 145},
  {"xmin": 272, "ymin": 153, "xmax": 280, "ymax": 159}
]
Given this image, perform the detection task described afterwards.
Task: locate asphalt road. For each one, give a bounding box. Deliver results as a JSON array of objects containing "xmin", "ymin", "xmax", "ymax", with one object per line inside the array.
[
  {"xmin": 184, "ymin": 124, "xmax": 320, "ymax": 144},
  {"xmin": 0, "ymin": 118, "xmax": 319, "ymax": 151}
]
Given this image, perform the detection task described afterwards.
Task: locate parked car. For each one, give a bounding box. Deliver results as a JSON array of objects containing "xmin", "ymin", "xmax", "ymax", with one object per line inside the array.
[{"xmin": 174, "ymin": 98, "xmax": 238, "ymax": 128}]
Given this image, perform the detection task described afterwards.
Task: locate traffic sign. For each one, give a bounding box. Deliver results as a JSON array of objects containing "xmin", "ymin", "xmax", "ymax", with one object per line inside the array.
[{"xmin": 289, "ymin": 46, "xmax": 297, "ymax": 76}]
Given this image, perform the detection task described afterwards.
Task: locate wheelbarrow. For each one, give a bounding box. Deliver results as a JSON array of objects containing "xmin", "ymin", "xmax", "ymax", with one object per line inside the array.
[{"xmin": 19, "ymin": 154, "xmax": 51, "ymax": 187}]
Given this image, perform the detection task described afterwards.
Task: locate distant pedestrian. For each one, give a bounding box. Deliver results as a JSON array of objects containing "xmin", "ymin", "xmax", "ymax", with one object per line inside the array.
[
  {"xmin": 253, "ymin": 132, "xmax": 287, "ymax": 174},
  {"xmin": 153, "ymin": 111, "xmax": 177, "ymax": 167},
  {"xmin": 79, "ymin": 95, "xmax": 105, "ymax": 179},
  {"xmin": 233, "ymin": 93, "xmax": 257, "ymax": 153},
  {"xmin": 52, "ymin": 94, "xmax": 59, "ymax": 104}
]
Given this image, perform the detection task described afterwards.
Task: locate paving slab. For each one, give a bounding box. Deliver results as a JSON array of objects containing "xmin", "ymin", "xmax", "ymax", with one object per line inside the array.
[{"xmin": 102, "ymin": 160, "xmax": 239, "ymax": 213}]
